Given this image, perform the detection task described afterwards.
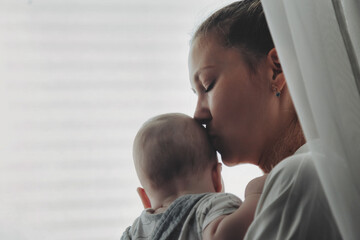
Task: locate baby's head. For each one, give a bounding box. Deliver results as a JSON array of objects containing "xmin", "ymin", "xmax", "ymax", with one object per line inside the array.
[{"xmin": 133, "ymin": 113, "xmax": 222, "ymax": 207}]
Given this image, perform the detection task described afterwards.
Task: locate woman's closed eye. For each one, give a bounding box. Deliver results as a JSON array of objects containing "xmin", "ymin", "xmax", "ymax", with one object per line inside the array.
[{"xmin": 204, "ymin": 81, "xmax": 216, "ymax": 93}]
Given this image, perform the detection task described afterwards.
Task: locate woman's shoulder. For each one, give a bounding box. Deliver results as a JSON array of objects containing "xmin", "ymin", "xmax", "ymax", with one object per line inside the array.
[
  {"xmin": 260, "ymin": 146, "xmax": 322, "ymax": 204},
  {"xmin": 246, "ymin": 145, "xmax": 342, "ymax": 240},
  {"xmin": 269, "ymin": 145, "xmax": 317, "ymax": 183}
]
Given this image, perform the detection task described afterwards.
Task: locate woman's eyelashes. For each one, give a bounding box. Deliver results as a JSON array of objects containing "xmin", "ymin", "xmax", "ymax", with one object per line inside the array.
[{"xmin": 204, "ymin": 81, "xmax": 215, "ymax": 93}]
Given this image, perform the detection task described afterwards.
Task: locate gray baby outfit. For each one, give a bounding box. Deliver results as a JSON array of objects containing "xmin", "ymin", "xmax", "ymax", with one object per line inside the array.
[{"xmin": 121, "ymin": 192, "xmax": 241, "ymax": 240}]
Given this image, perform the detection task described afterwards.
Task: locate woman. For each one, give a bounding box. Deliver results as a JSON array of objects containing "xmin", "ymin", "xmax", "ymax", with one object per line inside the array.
[{"xmin": 189, "ymin": 0, "xmax": 341, "ymax": 239}]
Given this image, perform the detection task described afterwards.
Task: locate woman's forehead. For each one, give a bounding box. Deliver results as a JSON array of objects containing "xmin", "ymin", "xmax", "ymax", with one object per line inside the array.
[
  {"xmin": 189, "ymin": 35, "xmax": 246, "ymax": 77},
  {"xmin": 189, "ymin": 36, "xmax": 224, "ymax": 70}
]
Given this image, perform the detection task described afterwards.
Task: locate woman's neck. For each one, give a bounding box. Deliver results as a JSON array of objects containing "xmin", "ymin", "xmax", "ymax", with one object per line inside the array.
[{"xmin": 259, "ymin": 117, "xmax": 305, "ymax": 173}]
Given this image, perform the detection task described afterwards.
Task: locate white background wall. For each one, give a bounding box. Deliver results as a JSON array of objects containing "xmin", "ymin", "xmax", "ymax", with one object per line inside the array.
[{"xmin": 0, "ymin": 1, "xmax": 262, "ymax": 239}]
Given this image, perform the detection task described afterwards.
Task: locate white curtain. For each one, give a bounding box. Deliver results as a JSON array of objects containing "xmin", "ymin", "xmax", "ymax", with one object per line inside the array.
[{"xmin": 261, "ymin": 0, "xmax": 360, "ymax": 239}]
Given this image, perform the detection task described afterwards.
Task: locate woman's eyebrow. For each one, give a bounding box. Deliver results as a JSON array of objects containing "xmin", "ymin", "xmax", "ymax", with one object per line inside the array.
[{"xmin": 196, "ymin": 65, "xmax": 216, "ymax": 77}]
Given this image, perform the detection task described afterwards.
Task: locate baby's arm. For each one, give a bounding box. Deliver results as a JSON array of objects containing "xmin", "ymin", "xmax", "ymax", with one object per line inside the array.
[{"xmin": 202, "ymin": 175, "xmax": 267, "ymax": 240}]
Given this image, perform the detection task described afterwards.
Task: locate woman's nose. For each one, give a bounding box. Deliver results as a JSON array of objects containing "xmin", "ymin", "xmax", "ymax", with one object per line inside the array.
[{"xmin": 193, "ymin": 96, "xmax": 212, "ymax": 125}]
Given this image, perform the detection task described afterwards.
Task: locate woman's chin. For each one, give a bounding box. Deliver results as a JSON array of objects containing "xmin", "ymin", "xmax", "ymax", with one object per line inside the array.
[
  {"xmin": 219, "ymin": 152, "xmax": 242, "ymax": 166},
  {"xmin": 220, "ymin": 151, "xmax": 255, "ymax": 167},
  {"xmin": 214, "ymin": 139, "xmax": 250, "ymax": 166}
]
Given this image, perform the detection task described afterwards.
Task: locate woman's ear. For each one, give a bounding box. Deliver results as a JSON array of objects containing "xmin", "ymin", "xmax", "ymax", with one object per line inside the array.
[
  {"xmin": 136, "ymin": 187, "xmax": 151, "ymax": 209},
  {"xmin": 212, "ymin": 162, "xmax": 223, "ymax": 193},
  {"xmin": 267, "ymin": 48, "xmax": 286, "ymax": 93}
]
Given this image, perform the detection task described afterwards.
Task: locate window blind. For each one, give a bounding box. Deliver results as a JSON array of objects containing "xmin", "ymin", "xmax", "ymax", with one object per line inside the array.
[{"xmin": 0, "ymin": 1, "xmax": 261, "ymax": 239}]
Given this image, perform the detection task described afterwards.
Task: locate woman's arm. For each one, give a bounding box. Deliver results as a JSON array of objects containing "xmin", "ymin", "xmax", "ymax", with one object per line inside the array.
[{"xmin": 202, "ymin": 175, "xmax": 267, "ymax": 240}]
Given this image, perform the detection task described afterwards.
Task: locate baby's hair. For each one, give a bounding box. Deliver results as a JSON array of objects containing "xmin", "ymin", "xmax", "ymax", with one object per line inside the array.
[
  {"xmin": 192, "ymin": 0, "xmax": 274, "ymax": 73},
  {"xmin": 133, "ymin": 113, "xmax": 217, "ymax": 189}
]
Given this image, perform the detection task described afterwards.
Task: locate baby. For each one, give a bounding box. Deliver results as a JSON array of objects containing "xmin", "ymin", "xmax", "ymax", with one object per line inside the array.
[{"xmin": 121, "ymin": 113, "xmax": 266, "ymax": 240}]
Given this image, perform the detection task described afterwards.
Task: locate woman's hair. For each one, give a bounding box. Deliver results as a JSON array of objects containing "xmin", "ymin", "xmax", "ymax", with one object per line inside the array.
[
  {"xmin": 133, "ymin": 113, "xmax": 217, "ymax": 188},
  {"xmin": 192, "ymin": 0, "xmax": 274, "ymax": 72}
]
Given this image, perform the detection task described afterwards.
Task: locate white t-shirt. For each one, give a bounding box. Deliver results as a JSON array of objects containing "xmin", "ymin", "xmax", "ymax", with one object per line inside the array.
[
  {"xmin": 245, "ymin": 145, "xmax": 342, "ymax": 239},
  {"xmin": 121, "ymin": 192, "xmax": 241, "ymax": 240}
]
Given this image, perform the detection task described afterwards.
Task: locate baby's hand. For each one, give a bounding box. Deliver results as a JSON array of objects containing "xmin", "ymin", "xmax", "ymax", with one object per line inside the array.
[{"xmin": 244, "ymin": 174, "xmax": 268, "ymax": 198}]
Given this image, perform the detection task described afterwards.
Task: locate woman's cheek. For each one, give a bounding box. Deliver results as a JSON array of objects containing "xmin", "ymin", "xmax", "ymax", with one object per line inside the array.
[
  {"xmin": 212, "ymin": 92, "xmax": 229, "ymax": 121},
  {"xmin": 208, "ymin": 91, "xmax": 220, "ymax": 113}
]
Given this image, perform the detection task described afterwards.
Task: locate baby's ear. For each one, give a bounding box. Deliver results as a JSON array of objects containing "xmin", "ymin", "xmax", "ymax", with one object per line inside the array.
[
  {"xmin": 137, "ymin": 187, "xmax": 151, "ymax": 209},
  {"xmin": 212, "ymin": 163, "xmax": 223, "ymax": 193}
]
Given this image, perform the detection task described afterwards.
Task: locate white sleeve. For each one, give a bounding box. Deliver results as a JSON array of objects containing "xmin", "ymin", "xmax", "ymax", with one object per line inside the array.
[{"xmin": 245, "ymin": 153, "xmax": 341, "ymax": 240}]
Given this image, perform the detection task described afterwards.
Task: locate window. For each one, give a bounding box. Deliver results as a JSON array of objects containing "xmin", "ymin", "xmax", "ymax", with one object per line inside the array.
[{"xmin": 0, "ymin": 1, "xmax": 261, "ymax": 239}]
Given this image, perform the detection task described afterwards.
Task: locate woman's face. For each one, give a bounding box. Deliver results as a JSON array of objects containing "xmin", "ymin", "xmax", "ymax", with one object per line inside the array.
[{"xmin": 188, "ymin": 35, "xmax": 277, "ymax": 166}]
